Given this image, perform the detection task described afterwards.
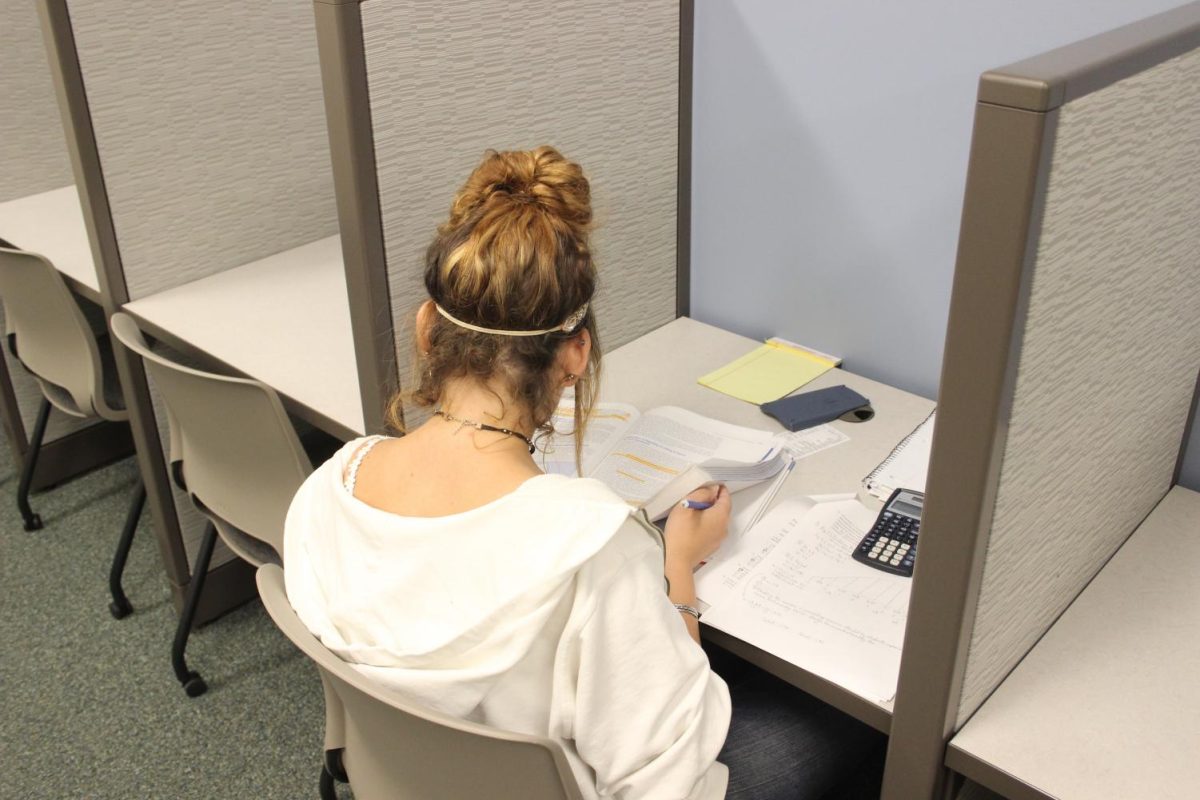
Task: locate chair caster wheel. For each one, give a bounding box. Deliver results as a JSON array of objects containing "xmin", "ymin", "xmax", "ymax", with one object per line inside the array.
[
  {"xmin": 109, "ymin": 598, "xmax": 133, "ymax": 619},
  {"xmin": 182, "ymin": 673, "xmax": 208, "ymax": 698},
  {"xmin": 23, "ymin": 513, "xmax": 43, "ymax": 532}
]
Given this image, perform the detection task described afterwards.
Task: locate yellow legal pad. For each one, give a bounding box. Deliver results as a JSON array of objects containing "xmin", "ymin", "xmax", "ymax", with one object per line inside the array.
[{"xmin": 698, "ymin": 340, "xmax": 838, "ymax": 405}]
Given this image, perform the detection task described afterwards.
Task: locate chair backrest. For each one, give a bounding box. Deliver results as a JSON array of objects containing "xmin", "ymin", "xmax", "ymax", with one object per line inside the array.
[
  {"xmin": 110, "ymin": 312, "xmax": 311, "ymax": 558},
  {"xmin": 256, "ymin": 565, "xmax": 585, "ymax": 800},
  {"xmin": 0, "ymin": 247, "xmax": 104, "ymax": 417}
]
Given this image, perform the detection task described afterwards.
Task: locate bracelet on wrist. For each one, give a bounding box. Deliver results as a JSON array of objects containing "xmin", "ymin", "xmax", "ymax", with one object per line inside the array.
[{"xmin": 673, "ymin": 603, "xmax": 701, "ymax": 620}]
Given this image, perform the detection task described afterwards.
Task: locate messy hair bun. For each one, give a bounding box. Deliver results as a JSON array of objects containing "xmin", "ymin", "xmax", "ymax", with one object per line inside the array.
[
  {"xmin": 447, "ymin": 145, "xmax": 592, "ymax": 233},
  {"xmin": 389, "ymin": 146, "xmax": 601, "ymax": 462},
  {"xmin": 427, "ymin": 146, "xmax": 594, "ymax": 333}
]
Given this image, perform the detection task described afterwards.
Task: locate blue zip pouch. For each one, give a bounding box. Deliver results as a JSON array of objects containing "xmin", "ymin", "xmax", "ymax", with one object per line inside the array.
[{"xmin": 760, "ymin": 385, "xmax": 873, "ymax": 431}]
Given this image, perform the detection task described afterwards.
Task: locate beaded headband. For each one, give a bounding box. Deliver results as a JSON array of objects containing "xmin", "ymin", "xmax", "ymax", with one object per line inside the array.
[{"xmin": 435, "ymin": 302, "xmax": 589, "ymax": 337}]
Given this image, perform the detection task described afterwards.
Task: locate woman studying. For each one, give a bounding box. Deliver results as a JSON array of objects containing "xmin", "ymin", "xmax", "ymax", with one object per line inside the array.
[{"xmin": 284, "ymin": 147, "xmax": 880, "ymax": 799}]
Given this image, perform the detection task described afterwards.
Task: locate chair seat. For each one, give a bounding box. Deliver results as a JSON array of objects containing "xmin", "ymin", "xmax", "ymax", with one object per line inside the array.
[
  {"xmin": 211, "ymin": 515, "xmax": 282, "ymax": 568},
  {"xmin": 39, "ymin": 379, "xmax": 89, "ymax": 418},
  {"xmin": 7, "ymin": 331, "xmax": 126, "ymax": 420}
]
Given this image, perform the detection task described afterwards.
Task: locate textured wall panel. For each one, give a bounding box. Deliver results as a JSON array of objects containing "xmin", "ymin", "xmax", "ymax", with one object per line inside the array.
[
  {"xmin": 957, "ymin": 47, "xmax": 1200, "ymax": 723},
  {"xmin": 65, "ymin": 0, "xmax": 338, "ymax": 300},
  {"xmin": 0, "ymin": 0, "xmax": 73, "ymax": 202},
  {"xmin": 362, "ymin": 0, "xmax": 679, "ymax": 386}
]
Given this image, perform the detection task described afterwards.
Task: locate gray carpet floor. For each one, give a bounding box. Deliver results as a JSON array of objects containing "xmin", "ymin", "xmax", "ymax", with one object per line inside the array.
[{"xmin": 0, "ymin": 442, "xmax": 341, "ymax": 799}]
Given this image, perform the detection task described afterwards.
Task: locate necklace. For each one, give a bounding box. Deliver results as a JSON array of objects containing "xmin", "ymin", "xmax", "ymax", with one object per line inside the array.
[{"xmin": 434, "ymin": 410, "xmax": 535, "ymax": 454}]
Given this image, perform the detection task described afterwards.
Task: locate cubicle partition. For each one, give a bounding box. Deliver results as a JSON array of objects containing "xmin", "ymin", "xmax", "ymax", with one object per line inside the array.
[
  {"xmin": 883, "ymin": 4, "xmax": 1200, "ymax": 797},
  {"xmin": 0, "ymin": 0, "xmax": 70, "ymax": 203},
  {"xmin": 314, "ymin": 0, "xmax": 693, "ymax": 431},
  {"xmin": 0, "ymin": 0, "xmax": 131, "ymax": 489},
  {"xmin": 39, "ymin": 0, "xmax": 351, "ymax": 619}
]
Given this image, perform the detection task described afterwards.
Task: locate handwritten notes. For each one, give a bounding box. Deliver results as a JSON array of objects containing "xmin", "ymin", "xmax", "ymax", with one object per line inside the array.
[{"xmin": 699, "ymin": 497, "xmax": 911, "ymax": 704}]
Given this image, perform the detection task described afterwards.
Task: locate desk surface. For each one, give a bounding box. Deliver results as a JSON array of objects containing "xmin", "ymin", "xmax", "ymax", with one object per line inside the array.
[
  {"xmin": 603, "ymin": 317, "xmax": 935, "ymax": 731},
  {"xmin": 947, "ymin": 485, "xmax": 1200, "ymax": 800},
  {"xmin": 0, "ymin": 186, "xmax": 101, "ymax": 302},
  {"xmin": 123, "ymin": 235, "xmax": 364, "ymax": 439}
]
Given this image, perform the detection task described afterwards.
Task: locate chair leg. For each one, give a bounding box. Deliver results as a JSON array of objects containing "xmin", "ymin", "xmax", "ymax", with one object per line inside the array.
[
  {"xmin": 17, "ymin": 398, "xmax": 50, "ymax": 531},
  {"xmin": 172, "ymin": 521, "xmax": 216, "ymax": 698},
  {"xmin": 320, "ymin": 748, "xmax": 346, "ymax": 798},
  {"xmin": 319, "ymin": 765, "xmax": 337, "ymax": 800},
  {"xmin": 108, "ymin": 479, "xmax": 146, "ymax": 619},
  {"xmin": 325, "ymin": 748, "xmax": 347, "ymax": 783}
]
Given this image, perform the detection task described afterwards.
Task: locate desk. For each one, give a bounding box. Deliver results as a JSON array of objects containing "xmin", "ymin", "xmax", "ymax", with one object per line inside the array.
[
  {"xmin": 0, "ymin": 186, "xmax": 101, "ymax": 303},
  {"xmin": 945, "ymin": 485, "xmax": 1200, "ymax": 800},
  {"xmin": 122, "ymin": 236, "xmax": 364, "ymax": 441},
  {"xmin": 603, "ymin": 317, "xmax": 935, "ymax": 732}
]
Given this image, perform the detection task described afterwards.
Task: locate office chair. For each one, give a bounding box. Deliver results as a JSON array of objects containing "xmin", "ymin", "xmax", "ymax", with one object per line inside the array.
[
  {"xmin": 256, "ymin": 564, "xmax": 586, "ymax": 800},
  {"xmin": 0, "ymin": 247, "xmax": 145, "ymax": 619},
  {"xmin": 110, "ymin": 312, "xmax": 318, "ymax": 698}
]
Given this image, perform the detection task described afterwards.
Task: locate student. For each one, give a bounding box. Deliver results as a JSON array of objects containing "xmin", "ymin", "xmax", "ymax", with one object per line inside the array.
[{"xmin": 284, "ymin": 146, "xmax": 881, "ymax": 799}]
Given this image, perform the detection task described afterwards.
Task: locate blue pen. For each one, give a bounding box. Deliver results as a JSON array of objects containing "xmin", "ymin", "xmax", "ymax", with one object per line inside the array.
[{"xmin": 679, "ymin": 499, "xmax": 714, "ymax": 511}]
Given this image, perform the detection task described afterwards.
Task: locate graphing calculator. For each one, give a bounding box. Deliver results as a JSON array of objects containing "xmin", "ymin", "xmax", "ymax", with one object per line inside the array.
[{"xmin": 852, "ymin": 488, "xmax": 923, "ymax": 577}]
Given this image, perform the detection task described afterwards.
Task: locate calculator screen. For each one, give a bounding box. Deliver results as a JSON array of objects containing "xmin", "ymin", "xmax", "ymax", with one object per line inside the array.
[{"xmin": 890, "ymin": 499, "xmax": 922, "ymax": 518}]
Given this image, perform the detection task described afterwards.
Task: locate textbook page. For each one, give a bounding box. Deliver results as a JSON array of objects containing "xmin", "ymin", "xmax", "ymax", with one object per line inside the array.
[
  {"xmin": 700, "ymin": 498, "xmax": 912, "ymax": 704},
  {"xmin": 725, "ymin": 458, "xmax": 795, "ymax": 539},
  {"xmin": 541, "ymin": 404, "xmax": 784, "ymax": 505},
  {"xmin": 715, "ymin": 425, "xmax": 848, "ymax": 534},
  {"xmin": 537, "ymin": 402, "xmax": 640, "ymax": 477},
  {"xmin": 590, "ymin": 406, "xmax": 781, "ymax": 506},
  {"xmin": 541, "ymin": 404, "xmax": 850, "ymax": 519}
]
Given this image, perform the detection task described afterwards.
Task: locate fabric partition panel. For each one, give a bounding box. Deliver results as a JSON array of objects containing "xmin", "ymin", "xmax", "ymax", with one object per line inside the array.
[
  {"xmin": 359, "ymin": 0, "xmax": 682, "ymax": 394},
  {"xmin": 63, "ymin": 0, "xmax": 339, "ymax": 301},
  {"xmin": 0, "ymin": 0, "xmax": 72, "ymax": 201},
  {"xmin": 954, "ymin": 45, "xmax": 1200, "ymax": 723}
]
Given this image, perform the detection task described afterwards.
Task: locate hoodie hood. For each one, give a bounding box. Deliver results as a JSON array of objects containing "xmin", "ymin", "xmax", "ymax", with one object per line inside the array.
[{"xmin": 283, "ymin": 439, "xmax": 632, "ymax": 716}]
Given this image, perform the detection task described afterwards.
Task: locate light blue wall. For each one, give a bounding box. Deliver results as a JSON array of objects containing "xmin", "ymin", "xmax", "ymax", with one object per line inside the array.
[{"xmin": 689, "ymin": 0, "xmax": 1199, "ymax": 490}]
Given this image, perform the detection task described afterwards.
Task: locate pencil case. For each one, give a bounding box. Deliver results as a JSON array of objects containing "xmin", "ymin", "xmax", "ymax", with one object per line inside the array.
[{"xmin": 760, "ymin": 385, "xmax": 873, "ymax": 431}]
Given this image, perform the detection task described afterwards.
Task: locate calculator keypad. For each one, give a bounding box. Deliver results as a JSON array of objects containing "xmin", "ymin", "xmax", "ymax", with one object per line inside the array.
[{"xmin": 852, "ymin": 509, "xmax": 919, "ymax": 577}]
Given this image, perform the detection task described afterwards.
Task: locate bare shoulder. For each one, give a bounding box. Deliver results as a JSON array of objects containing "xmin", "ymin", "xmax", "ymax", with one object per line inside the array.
[{"xmin": 350, "ymin": 432, "xmax": 543, "ymax": 517}]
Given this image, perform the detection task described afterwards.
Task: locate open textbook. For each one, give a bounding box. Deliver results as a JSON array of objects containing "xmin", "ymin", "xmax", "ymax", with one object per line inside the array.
[
  {"xmin": 538, "ymin": 403, "xmax": 848, "ymax": 525},
  {"xmin": 696, "ymin": 497, "xmax": 912, "ymax": 705}
]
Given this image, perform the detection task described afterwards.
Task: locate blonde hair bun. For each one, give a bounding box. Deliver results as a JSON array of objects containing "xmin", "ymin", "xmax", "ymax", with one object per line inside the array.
[{"xmin": 446, "ymin": 145, "xmax": 592, "ymax": 235}]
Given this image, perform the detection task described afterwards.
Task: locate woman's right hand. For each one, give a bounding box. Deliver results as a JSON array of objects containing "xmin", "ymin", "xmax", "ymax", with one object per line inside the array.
[{"xmin": 663, "ymin": 484, "xmax": 731, "ymax": 570}]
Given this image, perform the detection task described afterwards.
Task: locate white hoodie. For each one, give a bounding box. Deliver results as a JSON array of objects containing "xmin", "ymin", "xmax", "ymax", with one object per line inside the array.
[{"xmin": 284, "ymin": 439, "xmax": 731, "ymax": 799}]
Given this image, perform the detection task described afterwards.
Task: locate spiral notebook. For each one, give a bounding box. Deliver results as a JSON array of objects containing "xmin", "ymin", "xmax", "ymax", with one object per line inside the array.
[{"xmin": 863, "ymin": 410, "xmax": 936, "ymax": 501}]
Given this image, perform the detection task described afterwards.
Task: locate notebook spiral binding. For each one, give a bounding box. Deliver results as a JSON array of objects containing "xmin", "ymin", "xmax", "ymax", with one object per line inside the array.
[{"xmin": 863, "ymin": 409, "xmax": 937, "ymax": 489}]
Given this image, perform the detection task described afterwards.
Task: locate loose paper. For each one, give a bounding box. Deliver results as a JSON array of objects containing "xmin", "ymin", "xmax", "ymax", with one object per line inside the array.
[{"xmin": 700, "ymin": 498, "xmax": 911, "ymax": 704}]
